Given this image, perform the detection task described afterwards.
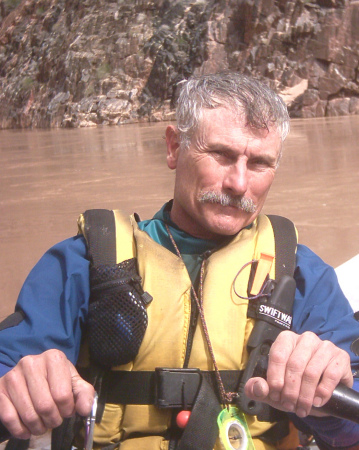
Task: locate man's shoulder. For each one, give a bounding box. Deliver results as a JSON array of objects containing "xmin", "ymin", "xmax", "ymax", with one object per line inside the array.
[
  {"xmin": 52, "ymin": 234, "xmax": 87, "ymax": 255},
  {"xmin": 294, "ymin": 244, "xmax": 342, "ymax": 300},
  {"xmin": 33, "ymin": 235, "xmax": 89, "ymax": 270},
  {"xmin": 296, "ymin": 243, "xmax": 328, "ymax": 267}
]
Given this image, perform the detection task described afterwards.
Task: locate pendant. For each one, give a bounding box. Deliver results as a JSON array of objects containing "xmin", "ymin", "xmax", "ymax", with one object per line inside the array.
[{"xmin": 217, "ymin": 406, "xmax": 254, "ymax": 450}]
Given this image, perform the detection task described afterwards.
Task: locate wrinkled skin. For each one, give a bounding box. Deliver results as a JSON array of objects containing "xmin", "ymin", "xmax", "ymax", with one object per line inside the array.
[
  {"xmin": 0, "ymin": 350, "xmax": 94, "ymax": 439},
  {"xmin": 166, "ymin": 108, "xmax": 281, "ymax": 240},
  {"xmin": 244, "ymin": 330, "xmax": 353, "ymax": 418}
]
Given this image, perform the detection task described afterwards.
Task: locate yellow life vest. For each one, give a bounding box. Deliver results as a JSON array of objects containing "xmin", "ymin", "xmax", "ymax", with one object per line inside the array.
[{"xmin": 77, "ymin": 210, "xmax": 297, "ymax": 450}]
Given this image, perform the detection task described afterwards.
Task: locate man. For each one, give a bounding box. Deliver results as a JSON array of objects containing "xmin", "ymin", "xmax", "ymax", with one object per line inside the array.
[{"xmin": 0, "ymin": 72, "xmax": 358, "ymax": 449}]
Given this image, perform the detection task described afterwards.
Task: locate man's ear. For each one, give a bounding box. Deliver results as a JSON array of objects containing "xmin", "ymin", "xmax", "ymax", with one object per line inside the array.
[{"xmin": 165, "ymin": 125, "xmax": 180, "ymax": 170}]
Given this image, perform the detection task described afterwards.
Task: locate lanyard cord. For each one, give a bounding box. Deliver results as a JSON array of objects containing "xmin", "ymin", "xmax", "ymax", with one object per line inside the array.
[{"xmin": 165, "ymin": 224, "xmax": 238, "ymax": 406}]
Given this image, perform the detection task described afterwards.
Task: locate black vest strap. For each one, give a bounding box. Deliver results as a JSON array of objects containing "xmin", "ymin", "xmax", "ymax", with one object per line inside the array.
[
  {"xmin": 0, "ymin": 310, "xmax": 25, "ymax": 332},
  {"xmin": 176, "ymin": 373, "xmax": 221, "ymax": 450},
  {"xmin": 52, "ymin": 209, "xmax": 118, "ymax": 450},
  {"xmin": 51, "ymin": 416, "xmax": 83, "ymax": 450},
  {"xmin": 82, "ymin": 209, "xmax": 117, "ymax": 266},
  {"xmin": 267, "ymin": 214, "xmax": 297, "ymax": 279},
  {"xmin": 78, "ymin": 368, "xmax": 244, "ymax": 407},
  {"xmin": 4, "ymin": 438, "xmax": 30, "ymax": 450}
]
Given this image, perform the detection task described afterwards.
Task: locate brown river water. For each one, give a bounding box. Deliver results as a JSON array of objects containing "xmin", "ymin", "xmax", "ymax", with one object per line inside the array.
[{"xmin": 1, "ymin": 116, "xmax": 359, "ymax": 320}]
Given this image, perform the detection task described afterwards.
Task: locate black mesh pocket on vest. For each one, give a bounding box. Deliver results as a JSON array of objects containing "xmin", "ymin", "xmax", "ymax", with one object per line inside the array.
[{"xmin": 87, "ymin": 258, "xmax": 152, "ymax": 368}]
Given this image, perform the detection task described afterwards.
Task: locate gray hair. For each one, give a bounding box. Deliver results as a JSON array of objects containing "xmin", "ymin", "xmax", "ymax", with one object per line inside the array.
[{"xmin": 175, "ymin": 72, "xmax": 290, "ymax": 150}]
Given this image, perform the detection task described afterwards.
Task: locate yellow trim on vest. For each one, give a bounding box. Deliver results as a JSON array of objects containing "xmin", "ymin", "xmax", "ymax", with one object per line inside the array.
[
  {"xmin": 77, "ymin": 213, "xmax": 86, "ymax": 236},
  {"xmin": 113, "ymin": 210, "xmax": 136, "ymax": 262},
  {"xmin": 251, "ymin": 252, "xmax": 274, "ymax": 295},
  {"xmin": 78, "ymin": 210, "xmax": 296, "ymax": 449}
]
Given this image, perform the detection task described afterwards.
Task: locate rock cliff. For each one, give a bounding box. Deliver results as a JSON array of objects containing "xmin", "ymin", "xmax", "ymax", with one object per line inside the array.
[{"xmin": 0, "ymin": 0, "xmax": 358, "ymax": 128}]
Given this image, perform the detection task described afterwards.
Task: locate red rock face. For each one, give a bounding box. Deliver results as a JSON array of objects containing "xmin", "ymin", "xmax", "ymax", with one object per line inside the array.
[{"xmin": 0, "ymin": 0, "xmax": 358, "ymax": 128}]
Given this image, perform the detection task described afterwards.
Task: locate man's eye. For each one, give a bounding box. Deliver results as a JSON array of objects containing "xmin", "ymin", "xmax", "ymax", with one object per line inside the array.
[
  {"xmin": 211, "ymin": 151, "xmax": 234, "ymax": 161},
  {"xmin": 210, "ymin": 151, "xmax": 225, "ymax": 160},
  {"xmin": 249, "ymin": 159, "xmax": 271, "ymax": 168}
]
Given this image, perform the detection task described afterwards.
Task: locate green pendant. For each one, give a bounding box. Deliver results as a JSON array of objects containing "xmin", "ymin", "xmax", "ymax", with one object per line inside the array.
[{"xmin": 217, "ymin": 406, "xmax": 254, "ymax": 450}]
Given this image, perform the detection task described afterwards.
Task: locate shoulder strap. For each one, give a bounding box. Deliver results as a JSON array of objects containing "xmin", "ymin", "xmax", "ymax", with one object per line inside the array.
[
  {"xmin": 53, "ymin": 209, "xmax": 128, "ymax": 450},
  {"xmin": 267, "ymin": 214, "xmax": 297, "ymax": 279},
  {"xmin": 78, "ymin": 209, "xmax": 135, "ymax": 266},
  {"xmin": 0, "ymin": 311, "xmax": 25, "ymax": 332},
  {"xmin": 81, "ymin": 209, "xmax": 117, "ymax": 266},
  {"xmin": 240, "ymin": 215, "xmax": 298, "ymax": 427}
]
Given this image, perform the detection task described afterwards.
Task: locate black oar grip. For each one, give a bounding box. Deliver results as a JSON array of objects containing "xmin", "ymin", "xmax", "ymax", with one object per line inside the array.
[
  {"xmin": 0, "ymin": 420, "xmax": 11, "ymax": 443},
  {"xmin": 315, "ymin": 382, "xmax": 359, "ymax": 425}
]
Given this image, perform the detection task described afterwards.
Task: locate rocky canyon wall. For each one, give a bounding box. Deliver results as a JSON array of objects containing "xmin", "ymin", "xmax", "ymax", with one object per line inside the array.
[{"xmin": 0, "ymin": 0, "xmax": 358, "ymax": 128}]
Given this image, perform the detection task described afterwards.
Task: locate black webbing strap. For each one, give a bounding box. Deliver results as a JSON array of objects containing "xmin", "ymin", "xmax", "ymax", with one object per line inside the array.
[
  {"xmin": 52, "ymin": 210, "xmax": 118, "ymax": 450},
  {"xmin": 51, "ymin": 416, "xmax": 83, "ymax": 450},
  {"xmin": 267, "ymin": 215, "xmax": 297, "ymax": 279},
  {"xmin": 4, "ymin": 438, "xmax": 30, "ymax": 450},
  {"xmin": 176, "ymin": 374, "xmax": 221, "ymax": 450},
  {"xmin": 82, "ymin": 209, "xmax": 117, "ymax": 266},
  {"xmin": 78, "ymin": 368, "xmax": 244, "ymax": 406},
  {"xmin": 0, "ymin": 311, "xmax": 25, "ymax": 332}
]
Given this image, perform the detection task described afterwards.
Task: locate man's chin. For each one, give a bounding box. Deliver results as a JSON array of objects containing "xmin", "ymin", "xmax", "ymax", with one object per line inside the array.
[{"xmin": 202, "ymin": 214, "xmax": 254, "ymax": 238}]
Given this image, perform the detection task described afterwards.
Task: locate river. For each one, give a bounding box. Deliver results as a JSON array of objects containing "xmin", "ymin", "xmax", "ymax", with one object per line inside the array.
[{"xmin": 1, "ymin": 116, "xmax": 359, "ymax": 320}]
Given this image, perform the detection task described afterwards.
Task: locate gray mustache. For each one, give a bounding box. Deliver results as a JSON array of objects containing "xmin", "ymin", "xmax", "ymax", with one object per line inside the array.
[{"xmin": 198, "ymin": 191, "xmax": 257, "ymax": 213}]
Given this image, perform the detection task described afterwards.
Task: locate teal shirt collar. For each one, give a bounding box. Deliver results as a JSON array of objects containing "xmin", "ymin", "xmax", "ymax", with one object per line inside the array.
[{"xmin": 139, "ymin": 200, "xmax": 222, "ymax": 255}]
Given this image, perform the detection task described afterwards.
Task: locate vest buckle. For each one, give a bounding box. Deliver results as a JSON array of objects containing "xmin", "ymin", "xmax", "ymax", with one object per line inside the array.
[{"xmin": 155, "ymin": 368, "xmax": 202, "ymax": 409}]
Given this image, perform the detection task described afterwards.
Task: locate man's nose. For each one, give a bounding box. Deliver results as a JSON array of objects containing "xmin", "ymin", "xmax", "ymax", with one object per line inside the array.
[{"xmin": 223, "ymin": 161, "xmax": 248, "ymax": 195}]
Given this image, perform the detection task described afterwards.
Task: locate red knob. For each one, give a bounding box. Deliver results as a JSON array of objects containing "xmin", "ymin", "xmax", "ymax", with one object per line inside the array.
[{"xmin": 176, "ymin": 410, "xmax": 191, "ymax": 428}]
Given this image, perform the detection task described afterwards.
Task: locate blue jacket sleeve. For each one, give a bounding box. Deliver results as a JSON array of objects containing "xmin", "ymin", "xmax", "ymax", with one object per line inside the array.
[
  {"xmin": 291, "ymin": 244, "xmax": 359, "ymax": 447},
  {"xmin": 0, "ymin": 235, "xmax": 90, "ymax": 375}
]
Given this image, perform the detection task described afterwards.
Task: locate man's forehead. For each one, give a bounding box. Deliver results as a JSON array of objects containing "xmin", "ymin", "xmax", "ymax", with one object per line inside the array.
[
  {"xmin": 199, "ymin": 105, "xmax": 244, "ymax": 123},
  {"xmin": 189, "ymin": 109, "xmax": 282, "ymax": 163},
  {"xmin": 197, "ymin": 107, "xmax": 280, "ymax": 142}
]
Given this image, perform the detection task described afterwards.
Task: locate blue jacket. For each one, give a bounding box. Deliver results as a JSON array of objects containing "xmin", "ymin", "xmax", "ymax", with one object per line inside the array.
[{"xmin": 1, "ymin": 214, "xmax": 359, "ymax": 447}]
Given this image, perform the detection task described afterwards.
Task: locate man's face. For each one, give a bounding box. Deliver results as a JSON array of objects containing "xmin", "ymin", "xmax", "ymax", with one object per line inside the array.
[{"xmin": 166, "ymin": 107, "xmax": 282, "ymax": 240}]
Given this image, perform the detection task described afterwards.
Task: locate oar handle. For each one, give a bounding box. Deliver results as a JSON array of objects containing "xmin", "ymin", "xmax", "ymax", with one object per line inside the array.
[
  {"xmin": 0, "ymin": 420, "xmax": 11, "ymax": 443},
  {"xmin": 315, "ymin": 382, "xmax": 359, "ymax": 425}
]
